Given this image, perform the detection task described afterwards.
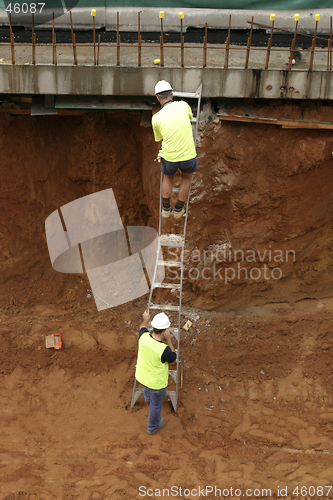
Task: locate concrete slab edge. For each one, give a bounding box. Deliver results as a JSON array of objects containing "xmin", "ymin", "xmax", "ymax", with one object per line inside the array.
[{"xmin": 0, "ymin": 66, "xmax": 332, "ymax": 100}]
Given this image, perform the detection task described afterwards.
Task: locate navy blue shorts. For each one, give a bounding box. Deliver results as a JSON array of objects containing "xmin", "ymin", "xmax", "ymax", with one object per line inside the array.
[{"xmin": 161, "ymin": 157, "xmax": 198, "ymax": 176}]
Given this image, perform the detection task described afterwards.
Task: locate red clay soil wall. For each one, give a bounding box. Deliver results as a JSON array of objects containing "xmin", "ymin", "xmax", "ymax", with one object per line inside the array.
[
  {"xmin": 1, "ymin": 103, "xmax": 333, "ymax": 311},
  {"xmin": 1, "ymin": 103, "xmax": 333, "ymax": 499}
]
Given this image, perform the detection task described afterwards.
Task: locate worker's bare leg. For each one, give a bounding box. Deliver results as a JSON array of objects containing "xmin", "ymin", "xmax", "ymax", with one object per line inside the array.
[
  {"xmin": 162, "ymin": 174, "xmax": 174, "ymax": 199},
  {"xmin": 178, "ymin": 172, "xmax": 193, "ymax": 202}
]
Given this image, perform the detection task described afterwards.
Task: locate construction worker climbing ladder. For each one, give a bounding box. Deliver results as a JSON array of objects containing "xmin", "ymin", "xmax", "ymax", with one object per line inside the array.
[
  {"xmin": 130, "ymin": 81, "xmax": 202, "ymax": 420},
  {"xmin": 152, "ymin": 80, "xmax": 198, "ymax": 219}
]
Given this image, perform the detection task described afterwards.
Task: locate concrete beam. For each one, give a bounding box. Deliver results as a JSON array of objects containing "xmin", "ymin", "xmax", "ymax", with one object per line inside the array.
[{"xmin": 1, "ymin": 65, "xmax": 333, "ymax": 100}]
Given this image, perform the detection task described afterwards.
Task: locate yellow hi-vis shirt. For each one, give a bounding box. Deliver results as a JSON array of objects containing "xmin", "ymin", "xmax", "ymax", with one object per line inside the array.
[
  {"xmin": 152, "ymin": 100, "xmax": 197, "ymax": 162},
  {"xmin": 135, "ymin": 331, "xmax": 169, "ymax": 390}
]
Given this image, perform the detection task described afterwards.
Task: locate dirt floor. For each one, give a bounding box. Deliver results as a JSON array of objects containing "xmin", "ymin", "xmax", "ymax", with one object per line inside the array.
[{"xmin": 1, "ymin": 101, "xmax": 333, "ymax": 499}]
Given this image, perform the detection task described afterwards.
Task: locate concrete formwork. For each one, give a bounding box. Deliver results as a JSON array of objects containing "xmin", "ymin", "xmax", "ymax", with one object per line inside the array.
[{"xmin": 1, "ymin": 65, "xmax": 333, "ymax": 100}]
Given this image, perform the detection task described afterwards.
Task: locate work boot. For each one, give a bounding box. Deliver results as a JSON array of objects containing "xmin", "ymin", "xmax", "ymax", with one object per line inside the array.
[
  {"xmin": 147, "ymin": 418, "xmax": 165, "ymax": 435},
  {"xmin": 173, "ymin": 206, "xmax": 185, "ymax": 219},
  {"xmin": 162, "ymin": 206, "xmax": 171, "ymax": 218}
]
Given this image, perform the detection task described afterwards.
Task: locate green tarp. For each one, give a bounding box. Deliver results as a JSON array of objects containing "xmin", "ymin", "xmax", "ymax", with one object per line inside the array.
[
  {"xmin": 0, "ymin": 0, "xmax": 330, "ymax": 9},
  {"xmin": 87, "ymin": 0, "xmax": 331, "ymax": 8}
]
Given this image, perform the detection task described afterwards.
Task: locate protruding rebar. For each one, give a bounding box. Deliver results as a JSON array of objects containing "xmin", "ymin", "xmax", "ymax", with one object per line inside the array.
[
  {"xmin": 53, "ymin": 31, "xmax": 57, "ymax": 65},
  {"xmin": 138, "ymin": 11, "xmax": 142, "ymax": 67},
  {"xmin": 91, "ymin": 9, "xmax": 96, "ymax": 65},
  {"xmin": 97, "ymin": 34, "xmax": 101, "ymax": 65},
  {"xmin": 288, "ymin": 14, "xmax": 299, "ymax": 70},
  {"xmin": 117, "ymin": 11, "xmax": 120, "ymax": 66},
  {"xmin": 52, "ymin": 12, "xmax": 57, "ymax": 65},
  {"xmin": 265, "ymin": 13, "xmax": 275, "ymax": 70},
  {"xmin": 70, "ymin": 11, "xmax": 77, "ymax": 65},
  {"xmin": 159, "ymin": 11, "xmax": 164, "ymax": 67},
  {"xmin": 328, "ymin": 15, "xmax": 332, "ymax": 70},
  {"xmin": 32, "ymin": 13, "xmax": 36, "ymax": 65},
  {"xmin": 309, "ymin": 13, "xmax": 320, "ymax": 71},
  {"xmin": 224, "ymin": 14, "xmax": 231, "ymax": 68},
  {"xmin": 179, "ymin": 12, "xmax": 184, "ymax": 67},
  {"xmin": 203, "ymin": 22, "xmax": 207, "ymax": 68},
  {"xmin": 73, "ymin": 33, "xmax": 77, "ymax": 65},
  {"xmin": 245, "ymin": 16, "xmax": 254, "ymax": 69},
  {"xmin": 9, "ymin": 13, "xmax": 15, "ymax": 65}
]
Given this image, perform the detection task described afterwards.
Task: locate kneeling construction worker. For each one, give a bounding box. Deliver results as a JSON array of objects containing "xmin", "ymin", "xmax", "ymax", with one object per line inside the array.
[
  {"xmin": 135, "ymin": 309, "xmax": 176, "ymax": 435},
  {"xmin": 152, "ymin": 80, "xmax": 198, "ymax": 219}
]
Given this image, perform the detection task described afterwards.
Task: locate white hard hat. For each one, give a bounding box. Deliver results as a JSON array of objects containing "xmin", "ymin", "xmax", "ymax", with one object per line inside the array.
[
  {"xmin": 155, "ymin": 80, "xmax": 173, "ymax": 95},
  {"xmin": 151, "ymin": 312, "xmax": 170, "ymax": 330}
]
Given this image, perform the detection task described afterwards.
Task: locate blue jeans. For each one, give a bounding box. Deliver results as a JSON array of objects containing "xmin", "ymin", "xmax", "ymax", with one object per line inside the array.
[{"xmin": 144, "ymin": 387, "xmax": 167, "ymax": 433}]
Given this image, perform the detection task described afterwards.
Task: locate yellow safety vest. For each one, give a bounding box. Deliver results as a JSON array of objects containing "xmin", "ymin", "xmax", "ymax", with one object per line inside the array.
[
  {"xmin": 152, "ymin": 100, "xmax": 196, "ymax": 162},
  {"xmin": 135, "ymin": 331, "xmax": 169, "ymax": 390}
]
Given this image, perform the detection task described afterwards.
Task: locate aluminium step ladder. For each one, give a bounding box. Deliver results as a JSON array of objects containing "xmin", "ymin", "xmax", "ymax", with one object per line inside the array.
[{"xmin": 130, "ymin": 84, "xmax": 202, "ymax": 412}]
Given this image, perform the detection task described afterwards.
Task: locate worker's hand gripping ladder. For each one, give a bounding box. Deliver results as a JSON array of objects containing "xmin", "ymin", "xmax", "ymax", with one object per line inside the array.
[{"xmin": 130, "ymin": 84, "xmax": 202, "ymax": 412}]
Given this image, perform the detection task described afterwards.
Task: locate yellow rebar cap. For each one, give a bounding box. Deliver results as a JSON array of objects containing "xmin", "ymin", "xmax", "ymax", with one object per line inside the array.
[
  {"xmin": 315, "ymin": 13, "xmax": 320, "ymax": 21},
  {"xmin": 91, "ymin": 9, "xmax": 96, "ymax": 16},
  {"xmin": 178, "ymin": 12, "xmax": 184, "ymax": 19},
  {"xmin": 270, "ymin": 13, "xmax": 275, "ymax": 21},
  {"xmin": 294, "ymin": 13, "xmax": 299, "ymax": 21},
  {"xmin": 154, "ymin": 58, "xmax": 161, "ymax": 65},
  {"xmin": 159, "ymin": 11, "xmax": 164, "ymax": 18}
]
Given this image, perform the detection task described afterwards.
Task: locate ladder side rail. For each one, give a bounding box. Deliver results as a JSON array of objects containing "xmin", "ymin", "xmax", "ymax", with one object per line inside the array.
[
  {"xmin": 158, "ymin": 170, "xmax": 163, "ymax": 237},
  {"xmin": 131, "ymin": 84, "xmax": 202, "ymax": 412},
  {"xmin": 147, "ymin": 240, "xmax": 162, "ymax": 310},
  {"xmin": 173, "ymin": 84, "xmax": 202, "ymax": 145},
  {"xmin": 194, "ymin": 83, "xmax": 202, "ymax": 145},
  {"xmin": 183, "ymin": 178, "xmax": 192, "ymax": 241},
  {"xmin": 173, "ymin": 90, "xmax": 200, "ymax": 98},
  {"xmin": 183, "ymin": 83, "xmax": 201, "ymax": 240},
  {"xmin": 130, "ymin": 378, "xmax": 137, "ymax": 410},
  {"xmin": 130, "ymin": 379, "xmax": 143, "ymax": 410},
  {"xmin": 172, "ymin": 83, "xmax": 201, "ymax": 410},
  {"xmin": 148, "ymin": 170, "xmax": 163, "ymax": 309},
  {"xmin": 175, "ymin": 244, "xmax": 185, "ymax": 407}
]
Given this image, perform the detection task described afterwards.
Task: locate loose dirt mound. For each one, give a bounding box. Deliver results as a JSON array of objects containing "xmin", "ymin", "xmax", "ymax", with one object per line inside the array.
[{"xmin": 0, "ymin": 104, "xmax": 333, "ymax": 498}]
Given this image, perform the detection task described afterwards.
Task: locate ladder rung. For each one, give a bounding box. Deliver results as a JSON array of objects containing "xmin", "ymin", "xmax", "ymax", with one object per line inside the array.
[
  {"xmin": 159, "ymin": 234, "xmax": 184, "ymax": 247},
  {"xmin": 152, "ymin": 282, "xmax": 181, "ymax": 290},
  {"xmin": 160, "ymin": 242, "xmax": 186, "ymax": 247},
  {"xmin": 171, "ymin": 328, "xmax": 180, "ymax": 341},
  {"xmin": 146, "ymin": 329, "xmax": 180, "ymax": 340},
  {"xmin": 157, "ymin": 260, "xmax": 181, "ymax": 267},
  {"xmin": 149, "ymin": 303, "xmax": 180, "ymax": 312},
  {"xmin": 173, "ymin": 91, "xmax": 200, "ymax": 98},
  {"xmin": 160, "ymin": 241, "xmax": 184, "ymax": 247},
  {"xmin": 191, "ymin": 118, "xmax": 197, "ymax": 123},
  {"xmin": 172, "ymin": 187, "xmax": 179, "ymax": 193},
  {"xmin": 159, "ymin": 234, "xmax": 184, "ymax": 242}
]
